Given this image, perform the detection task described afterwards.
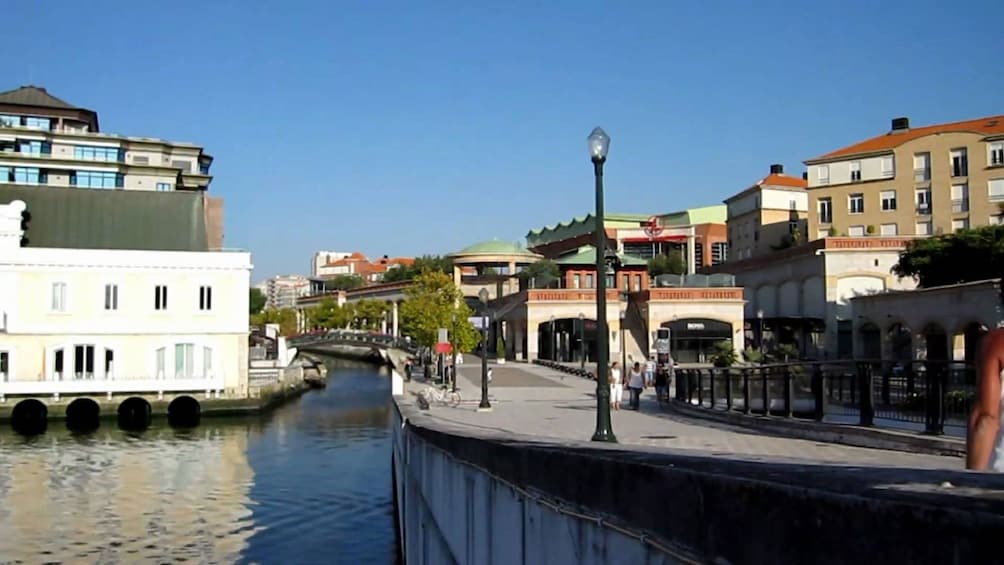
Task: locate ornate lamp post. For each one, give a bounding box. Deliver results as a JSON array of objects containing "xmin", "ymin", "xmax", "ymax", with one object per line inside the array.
[
  {"xmin": 549, "ymin": 315, "xmax": 557, "ymax": 361},
  {"xmin": 477, "ymin": 288, "xmax": 492, "ymax": 411},
  {"xmin": 578, "ymin": 312, "xmax": 586, "ymax": 370},
  {"xmin": 588, "ymin": 126, "xmax": 616, "ymax": 443},
  {"xmin": 620, "ymin": 309, "xmax": 627, "ymax": 370}
]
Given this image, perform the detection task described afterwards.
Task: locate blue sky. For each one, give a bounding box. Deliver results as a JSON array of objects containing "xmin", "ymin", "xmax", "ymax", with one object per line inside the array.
[{"xmin": 6, "ymin": 0, "xmax": 1003, "ymax": 280}]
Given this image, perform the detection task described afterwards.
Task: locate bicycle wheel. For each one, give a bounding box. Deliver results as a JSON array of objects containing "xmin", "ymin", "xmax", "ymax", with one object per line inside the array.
[{"xmin": 448, "ymin": 391, "xmax": 462, "ymax": 407}]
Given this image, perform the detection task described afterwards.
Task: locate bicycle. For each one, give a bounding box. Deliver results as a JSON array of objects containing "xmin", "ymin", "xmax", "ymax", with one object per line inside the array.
[{"xmin": 418, "ymin": 385, "xmax": 462, "ymax": 408}]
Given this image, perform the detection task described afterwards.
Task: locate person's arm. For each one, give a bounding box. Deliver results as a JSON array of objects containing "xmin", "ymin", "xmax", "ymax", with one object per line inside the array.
[{"xmin": 967, "ymin": 331, "xmax": 1003, "ymax": 470}]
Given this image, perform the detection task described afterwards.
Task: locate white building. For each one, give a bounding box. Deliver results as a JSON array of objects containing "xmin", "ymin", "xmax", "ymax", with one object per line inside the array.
[
  {"xmin": 0, "ymin": 200, "xmax": 252, "ymax": 401},
  {"xmin": 265, "ymin": 275, "xmax": 310, "ymax": 309},
  {"xmin": 311, "ymin": 250, "xmax": 352, "ymax": 277}
]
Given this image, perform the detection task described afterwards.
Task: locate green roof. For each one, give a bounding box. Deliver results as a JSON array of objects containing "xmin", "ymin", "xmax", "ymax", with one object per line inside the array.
[
  {"xmin": 452, "ymin": 239, "xmax": 540, "ymax": 257},
  {"xmin": 553, "ymin": 245, "xmax": 648, "ymax": 267},
  {"xmin": 526, "ymin": 213, "xmax": 651, "ymax": 248},
  {"xmin": 3, "ymin": 185, "xmax": 208, "ymax": 251},
  {"xmin": 658, "ymin": 204, "xmax": 727, "ymax": 227}
]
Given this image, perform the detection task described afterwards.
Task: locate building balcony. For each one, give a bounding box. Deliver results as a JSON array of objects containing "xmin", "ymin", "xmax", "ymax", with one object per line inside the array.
[
  {"xmin": 914, "ymin": 168, "xmax": 931, "ymax": 183},
  {"xmin": 526, "ymin": 289, "xmax": 622, "ymax": 302},
  {"xmin": 0, "ymin": 375, "xmax": 226, "ymax": 399},
  {"xmin": 640, "ymin": 288, "xmax": 744, "ymax": 302},
  {"xmin": 916, "ymin": 204, "xmax": 931, "ymax": 216},
  {"xmin": 952, "ymin": 199, "xmax": 969, "ymax": 213}
]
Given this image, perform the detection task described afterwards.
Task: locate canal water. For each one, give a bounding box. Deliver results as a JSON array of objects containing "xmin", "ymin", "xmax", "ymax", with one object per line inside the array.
[{"xmin": 0, "ymin": 360, "xmax": 400, "ymax": 564}]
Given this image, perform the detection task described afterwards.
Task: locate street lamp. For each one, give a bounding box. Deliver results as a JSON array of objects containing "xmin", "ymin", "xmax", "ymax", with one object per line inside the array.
[
  {"xmin": 549, "ymin": 315, "xmax": 556, "ymax": 361},
  {"xmin": 477, "ymin": 288, "xmax": 492, "ymax": 411},
  {"xmin": 451, "ymin": 311, "xmax": 458, "ymax": 393},
  {"xmin": 588, "ymin": 126, "xmax": 616, "ymax": 443},
  {"xmin": 620, "ymin": 309, "xmax": 627, "ymax": 370},
  {"xmin": 578, "ymin": 312, "xmax": 586, "ymax": 370}
]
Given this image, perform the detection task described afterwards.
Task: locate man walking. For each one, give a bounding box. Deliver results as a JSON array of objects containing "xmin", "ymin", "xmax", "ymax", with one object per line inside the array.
[{"xmin": 967, "ymin": 327, "xmax": 1004, "ymax": 471}]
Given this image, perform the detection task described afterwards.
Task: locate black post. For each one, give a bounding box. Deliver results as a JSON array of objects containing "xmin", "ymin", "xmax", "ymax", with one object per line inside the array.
[
  {"xmin": 812, "ymin": 364, "xmax": 824, "ymax": 422},
  {"xmin": 479, "ymin": 321, "xmax": 492, "ymax": 410},
  {"xmin": 725, "ymin": 368, "xmax": 734, "ymax": 411},
  {"xmin": 761, "ymin": 366, "xmax": 770, "ymax": 416},
  {"xmin": 742, "ymin": 368, "xmax": 751, "ymax": 415},
  {"xmin": 708, "ymin": 369, "xmax": 716, "ymax": 409},
  {"xmin": 591, "ymin": 156, "xmax": 616, "ymax": 443},
  {"xmin": 783, "ymin": 366, "xmax": 793, "ymax": 418},
  {"xmin": 858, "ymin": 362, "xmax": 875, "ymax": 426},
  {"xmin": 925, "ymin": 361, "xmax": 945, "ymax": 435},
  {"xmin": 579, "ymin": 317, "xmax": 586, "ymax": 370}
]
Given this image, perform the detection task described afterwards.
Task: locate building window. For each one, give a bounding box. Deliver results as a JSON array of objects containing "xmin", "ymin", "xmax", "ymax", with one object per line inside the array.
[
  {"xmin": 848, "ymin": 225, "xmax": 865, "ymax": 237},
  {"xmin": 0, "ymin": 351, "xmax": 9, "ymax": 381},
  {"xmin": 951, "ymin": 184, "xmax": 969, "ymax": 212},
  {"xmin": 849, "ymin": 193, "xmax": 865, "ymax": 214},
  {"xmin": 133, "ymin": 155, "xmax": 150, "ymax": 165},
  {"xmin": 633, "ymin": 274, "xmax": 642, "ymax": 291},
  {"xmin": 199, "ymin": 286, "xmax": 213, "ymax": 311},
  {"xmin": 154, "ymin": 285, "xmax": 168, "ymax": 310},
  {"xmin": 171, "ymin": 160, "xmax": 193, "ymax": 172},
  {"xmin": 51, "ymin": 282, "xmax": 67, "ymax": 312},
  {"xmin": 585, "ymin": 274, "xmax": 594, "ymax": 289},
  {"xmin": 990, "ymin": 142, "xmax": 1004, "ymax": 167},
  {"xmin": 0, "ymin": 114, "xmax": 18, "ymax": 127},
  {"xmin": 850, "ymin": 161, "xmax": 861, "ymax": 182},
  {"xmin": 24, "ymin": 116, "xmax": 51, "ymax": 130},
  {"xmin": 203, "ymin": 346, "xmax": 213, "ymax": 376},
  {"xmin": 818, "ymin": 198, "xmax": 833, "ymax": 223},
  {"xmin": 880, "ymin": 223, "xmax": 898, "ymax": 236},
  {"xmin": 73, "ymin": 344, "xmax": 95, "ymax": 380},
  {"xmin": 156, "ymin": 347, "xmax": 166, "ymax": 378},
  {"xmin": 105, "ymin": 349, "xmax": 114, "ymax": 378},
  {"xmin": 71, "ymin": 170, "xmax": 123, "ymax": 189},
  {"xmin": 199, "ymin": 161, "xmax": 211, "ymax": 175},
  {"xmin": 914, "ymin": 152, "xmax": 931, "ymax": 181},
  {"xmin": 988, "ymin": 179, "xmax": 1004, "ymax": 202},
  {"xmin": 816, "ymin": 165, "xmax": 829, "ymax": 185},
  {"xmin": 104, "ymin": 284, "xmax": 118, "ymax": 310},
  {"xmin": 915, "ymin": 221, "xmax": 932, "ymax": 236},
  {"xmin": 73, "ymin": 146, "xmax": 122, "ymax": 162},
  {"xmin": 952, "ymin": 218, "xmax": 970, "ymax": 232},
  {"xmin": 951, "ymin": 148, "xmax": 968, "ymax": 177},
  {"xmin": 880, "ymin": 156, "xmax": 895, "ymax": 178},
  {"xmin": 880, "ymin": 190, "xmax": 897, "ymax": 211},
  {"xmin": 572, "ymin": 274, "xmax": 580, "ymax": 289},
  {"xmin": 621, "ymin": 274, "xmax": 629, "ymax": 290},
  {"xmin": 18, "ymin": 140, "xmax": 51, "ymax": 156},
  {"xmin": 175, "ymin": 343, "xmax": 195, "ymax": 378},
  {"xmin": 916, "ymin": 189, "xmax": 932, "ymax": 215},
  {"xmin": 990, "ymin": 214, "xmax": 1004, "ymax": 226},
  {"xmin": 694, "ymin": 243, "xmax": 704, "ymax": 266},
  {"xmin": 7, "ymin": 166, "xmax": 44, "ymax": 185},
  {"xmin": 156, "ymin": 182, "xmax": 172, "ymax": 192},
  {"xmin": 711, "ymin": 242, "xmax": 728, "ymax": 265}
]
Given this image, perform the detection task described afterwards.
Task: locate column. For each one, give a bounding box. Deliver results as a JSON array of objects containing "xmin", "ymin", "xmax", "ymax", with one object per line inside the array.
[
  {"xmin": 453, "ymin": 265, "xmax": 463, "ymax": 287},
  {"xmin": 392, "ymin": 301, "xmax": 399, "ymax": 337},
  {"xmin": 526, "ymin": 320, "xmax": 539, "ymax": 361},
  {"xmin": 686, "ymin": 234, "xmax": 697, "ymax": 275}
]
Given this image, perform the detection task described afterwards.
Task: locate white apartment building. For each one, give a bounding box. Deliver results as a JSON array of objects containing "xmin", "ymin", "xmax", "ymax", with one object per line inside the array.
[
  {"xmin": 266, "ymin": 275, "xmax": 310, "ymax": 309},
  {"xmin": 0, "ymin": 200, "xmax": 253, "ymax": 401},
  {"xmin": 312, "ymin": 250, "xmax": 352, "ymax": 277}
]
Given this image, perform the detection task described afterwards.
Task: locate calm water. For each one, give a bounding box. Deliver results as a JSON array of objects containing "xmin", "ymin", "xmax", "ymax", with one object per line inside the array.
[{"xmin": 0, "ymin": 361, "xmax": 400, "ymax": 564}]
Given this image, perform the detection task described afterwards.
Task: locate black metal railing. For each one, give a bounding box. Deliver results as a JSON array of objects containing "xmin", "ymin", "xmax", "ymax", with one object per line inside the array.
[{"xmin": 676, "ymin": 360, "xmax": 974, "ymax": 436}]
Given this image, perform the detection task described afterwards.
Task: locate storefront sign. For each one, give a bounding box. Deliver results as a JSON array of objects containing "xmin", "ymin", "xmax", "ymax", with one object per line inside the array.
[{"xmin": 687, "ymin": 322, "xmax": 705, "ymax": 330}]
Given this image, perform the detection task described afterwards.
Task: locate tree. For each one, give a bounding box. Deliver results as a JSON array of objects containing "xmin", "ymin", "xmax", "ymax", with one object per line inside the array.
[
  {"xmin": 249, "ymin": 287, "xmax": 267, "ymax": 314},
  {"xmin": 383, "ymin": 254, "xmax": 453, "ymax": 282},
  {"xmin": 251, "ymin": 307, "xmax": 297, "ymax": 335},
  {"xmin": 399, "ymin": 270, "xmax": 480, "ymax": 351},
  {"xmin": 892, "ymin": 225, "xmax": 1004, "ymax": 287},
  {"xmin": 648, "ymin": 251, "xmax": 686, "ymax": 277},
  {"xmin": 352, "ymin": 299, "xmax": 389, "ymax": 330},
  {"xmin": 324, "ymin": 274, "xmax": 364, "ymax": 291},
  {"xmin": 308, "ymin": 297, "xmax": 354, "ymax": 330},
  {"xmin": 518, "ymin": 259, "xmax": 560, "ymax": 288},
  {"xmin": 710, "ymin": 340, "xmax": 738, "ymax": 367}
]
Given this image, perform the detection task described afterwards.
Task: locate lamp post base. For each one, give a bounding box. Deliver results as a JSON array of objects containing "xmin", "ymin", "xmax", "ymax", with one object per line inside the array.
[
  {"xmin": 476, "ymin": 405, "xmax": 493, "ymax": 413},
  {"xmin": 591, "ymin": 429, "xmax": 617, "ymax": 443}
]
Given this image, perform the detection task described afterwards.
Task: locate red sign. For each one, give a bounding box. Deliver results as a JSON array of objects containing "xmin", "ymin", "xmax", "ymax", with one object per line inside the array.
[
  {"xmin": 435, "ymin": 342, "xmax": 453, "ymax": 354},
  {"xmin": 643, "ymin": 216, "xmax": 663, "ymax": 239}
]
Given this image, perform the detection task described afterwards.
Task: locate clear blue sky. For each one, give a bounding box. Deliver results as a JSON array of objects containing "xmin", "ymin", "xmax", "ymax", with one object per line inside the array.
[{"xmin": 6, "ymin": 0, "xmax": 1003, "ymax": 281}]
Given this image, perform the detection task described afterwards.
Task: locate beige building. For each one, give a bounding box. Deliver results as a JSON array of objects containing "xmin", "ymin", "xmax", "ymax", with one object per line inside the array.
[
  {"xmin": 265, "ymin": 274, "xmax": 311, "ymax": 309},
  {"xmin": 804, "ymin": 115, "xmax": 1004, "ymax": 239},
  {"xmin": 724, "ymin": 164, "xmax": 808, "ymax": 261}
]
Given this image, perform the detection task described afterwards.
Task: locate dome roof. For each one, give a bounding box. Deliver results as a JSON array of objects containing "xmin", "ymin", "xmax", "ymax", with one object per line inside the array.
[{"xmin": 452, "ymin": 239, "xmax": 541, "ymax": 257}]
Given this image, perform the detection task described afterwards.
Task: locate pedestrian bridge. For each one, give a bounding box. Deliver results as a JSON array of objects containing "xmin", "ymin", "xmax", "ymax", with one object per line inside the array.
[{"xmin": 290, "ymin": 330, "xmax": 417, "ymax": 395}]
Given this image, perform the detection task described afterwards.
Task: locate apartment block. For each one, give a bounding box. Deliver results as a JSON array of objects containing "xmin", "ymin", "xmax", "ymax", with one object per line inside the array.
[
  {"xmin": 804, "ymin": 115, "xmax": 1004, "ymax": 239},
  {"xmin": 723, "ymin": 164, "xmax": 808, "ymax": 262},
  {"xmin": 265, "ymin": 275, "xmax": 311, "ymax": 309}
]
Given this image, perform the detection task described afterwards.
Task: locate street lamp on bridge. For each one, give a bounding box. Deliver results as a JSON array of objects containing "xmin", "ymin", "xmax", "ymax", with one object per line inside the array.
[
  {"xmin": 477, "ymin": 288, "xmax": 492, "ymax": 411},
  {"xmin": 578, "ymin": 312, "xmax": 586, "ymax": 370},
  {"xmin": 588, "ymin": 126, "xmax": 616, "ymax": 443}
]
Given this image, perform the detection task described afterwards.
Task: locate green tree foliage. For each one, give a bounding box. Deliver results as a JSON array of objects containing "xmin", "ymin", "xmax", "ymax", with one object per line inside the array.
[
  {"xmin": 323, "ymin": 274, "xmax": 364, "ymax": 291},
  {"xmin": 352, "ymin": 299, "xmax": 389, "ymax": 330},
  {"xmin": 400, "ymin": 270, "xmax": 480, "ymax": 351},
  {"xmin": 518, "ymin": 259, "xmax": 560, "ymax": 288},
  {"xmin": 251, "ymin": 307, "xmax": 297, "ymax": 335},
  {"xmin": 891, "ymin": 225, "xmax": 1004, "ymax": 287},
  {"xmin": 249, "ymin": 287, "xmax": 267, "ymax": 314},
  {"xmin": 307, "ymin": 297, "xmax": 354, "ymax": 329},
  {"xmin": 648, "ymin": 251, "xmax": 686, "ymax": 277},
  {"xmin": 383, "ymin": 255, "xmax": 454, "ymax": 283},
  {"xmin": 710, "ymin": 340, "xmax": 738, "ymax": 367}
]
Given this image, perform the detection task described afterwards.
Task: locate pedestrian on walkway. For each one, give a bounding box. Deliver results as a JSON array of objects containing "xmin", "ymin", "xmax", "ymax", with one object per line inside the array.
[
  {"xmin": 609, "ymin": 362, "xmax": 623, "ymax": 411},
  {"xmin": 644, "ymin": 355, "xmax": 656, "ymax": 389},
  {"xmin": 628, "ymin": 362, "xmax": 645, "ymax": 410},
  {"xmin": 654, "ymin": 364, "xmax": 669, "ymax": 405},
  {"xmin": 967, "ymin": 327, "xmax": 1004, "ymax": 471}
]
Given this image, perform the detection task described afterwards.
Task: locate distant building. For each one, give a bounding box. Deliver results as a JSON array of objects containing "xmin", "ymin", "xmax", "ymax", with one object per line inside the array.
[
  {"xmin": 0, "ymin": 85, "xmax": 225, "ymax": 249},
  {"xmin": 804, "ymin": 114, "xmax": 1004, "ymax": 239},
  {"xmin": 311, "ymin": 250, "xmax": 352, "ymax": 277},
  {"xmin": 314, "ymin": 252, "xmax": 414, "ymax": 283},
  {"xmin": 265, "ymin": 275, "xmax": 310, "ymax": 309},
  {"xmin": 723, "ymin": 164, "xmax": 808, "ymax": 262}
]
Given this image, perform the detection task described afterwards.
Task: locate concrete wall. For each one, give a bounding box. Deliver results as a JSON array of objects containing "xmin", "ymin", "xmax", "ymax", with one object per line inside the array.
[{"xmin": 393, "ymin": 398, "xmax": 1004, "ymax": 565}]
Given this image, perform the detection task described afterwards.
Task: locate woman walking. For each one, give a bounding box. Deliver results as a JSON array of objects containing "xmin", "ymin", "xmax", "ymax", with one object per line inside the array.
[
  {"xmin": 609, "ymin": 361, "xmax": 623, "ymax": 411},
  {"xmin": 628, "ymin": 362, "xmax": 645, "ymax": 410}
]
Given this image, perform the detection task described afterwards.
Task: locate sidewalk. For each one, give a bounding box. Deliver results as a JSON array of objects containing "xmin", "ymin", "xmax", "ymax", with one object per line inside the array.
[{"xmin": 409, "ymin": 358, "xmax": 963, "ymax": 470}]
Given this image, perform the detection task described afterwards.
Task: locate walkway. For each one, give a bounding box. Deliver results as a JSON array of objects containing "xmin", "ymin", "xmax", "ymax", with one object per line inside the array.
[{"xmin": 410, "ymin": 359, "xmax": 963, "ymax": 470}]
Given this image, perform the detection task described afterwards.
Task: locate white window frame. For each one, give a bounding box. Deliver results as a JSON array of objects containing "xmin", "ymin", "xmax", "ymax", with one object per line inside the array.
[
  {"xmin": 880, "ymin": 190, "xmax": 897, "ymax": 211},
  {"xmin": 0, "ymin": 349, "xmax": 12, "ymax": 382},
  {"xmin": 916, "ymin": 189, "xmax": 932, "ymax": 214},
  {"xmin": 104, "ymin": 283, "xmax": 119, "ymax": 311},
  {"xmin": 151, "ymin": 341, "xmax": 216, "ymax": 380},
  {"xmin": 848, "ymin": 193, "xmax": 865, "ymax": 215},
  {"xmin": 816, "ymin": 165, "xmax": 830, "ymax": 185},
  {"xmin": 818, "ymin": 198, "xmax": 833, "ymax": 223},
  {"xmin": 988, "ymin": 179, "xmax": 1004, "ymax": 202},
  {"xmin": 880, "ymin": 223, "xmax": 898, "ymax": 236},
  {"xmin": 952, "ymin": 218, "xmax": 969, "ymax": 232},
  {"xmin": 990, "ymin": 142, "xmax": 1004, "ymax": 167},
  {"xmin": 848, "ymin": 225, "xmax": 865, "ymax": 237},
  {"xmin": 915, "ymin": 221, "xmax": 932, "ymax": 236},
  {"xmin": 850, "ymin": 161, "xmax": 861, "ymax": 182},
  {"xmin": 50, "ymin": 281, "xmax": 67, "ymax": 312},
  {"xmin": 950, "ymin": 148, "xmax": 968, "ymax": 177},
  {"xmin": 880, "ymin": 156, "xmax": 895, "ymax": 178},
  {"xmin": 951, "ymin": 183, "xmax": 969, "ymax": 212}
]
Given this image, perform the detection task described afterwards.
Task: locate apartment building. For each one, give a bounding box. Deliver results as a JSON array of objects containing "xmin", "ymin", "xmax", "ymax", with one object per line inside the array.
[
  {"xmin": 804, "ymin": 115, "xmax": 1004, "ymax": 239},
  {"xmin": 311, "ymin": 250, "xmax": 352, "ymax": 277},
  {"xmin": 723, "ymin": 164, "xmax": 808, "ymax": 261},
  {"xmin": 315, "ymin": 252, "xmax": 414, "ymax": 283},
  {"xmin": 265, "ymin": 275, "xmax": 311, "ymax": 309}
]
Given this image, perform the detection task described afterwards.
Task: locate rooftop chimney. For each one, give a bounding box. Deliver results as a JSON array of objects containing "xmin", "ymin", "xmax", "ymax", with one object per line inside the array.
[
  {"xmin": 891, "ymin": 117, "xmax": 910, "ymax": 131},
  {"xmin": 769, "ymin": 164, "xmax": 784, "ymax": 175}
]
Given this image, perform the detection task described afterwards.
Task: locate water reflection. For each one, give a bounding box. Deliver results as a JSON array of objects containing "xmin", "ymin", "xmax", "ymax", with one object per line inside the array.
[{"xmin": 0, "ymin": 361, "xmax": 399, "ymax": 564}]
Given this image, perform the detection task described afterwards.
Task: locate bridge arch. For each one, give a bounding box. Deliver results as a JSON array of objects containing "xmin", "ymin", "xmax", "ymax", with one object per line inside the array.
[{"xmin": 66, "ymin": 398, "xmax": 101, "ymax": 432}]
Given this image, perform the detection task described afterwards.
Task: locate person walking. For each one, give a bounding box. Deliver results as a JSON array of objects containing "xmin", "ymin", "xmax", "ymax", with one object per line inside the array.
[
  {"xmin": 609, "ymin": 361, "xmax": 623, "ymax": 411},
  {"xmin": 628, "ymin": 362, "xmax": 645, "ymax": 410},
  {"xmin": 644, "ymin": 355, "xmax": 656, "ymax": 389},
  {"xmin": 654, "ymin": 363, "xmax": 669, "ymax": 405},
  {"xmin": 967, "ymin": 327, "xmax": 1004, "ymax": 471}
]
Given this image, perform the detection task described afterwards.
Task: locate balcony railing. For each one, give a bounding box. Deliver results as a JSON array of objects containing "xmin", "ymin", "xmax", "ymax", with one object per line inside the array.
[
  {"xmin": 915, "ymin": 204, "xmax": 931, "ymax": 215},
  {"xmin": 951, "ymin": 199, "xmax": 969, "ymax": 213},
  {"xmin": 0, "ymin": 375, "xmax": 226, "ymax": 399},
  {"xmin": 913, "ymin": 168, "xmax": 930, "ymax": 182}
]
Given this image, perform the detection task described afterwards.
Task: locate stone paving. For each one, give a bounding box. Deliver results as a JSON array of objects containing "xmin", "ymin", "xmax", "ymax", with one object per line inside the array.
[{"xmin": 409, "ymin": 359, "xmax": 965, "ymax": 470}]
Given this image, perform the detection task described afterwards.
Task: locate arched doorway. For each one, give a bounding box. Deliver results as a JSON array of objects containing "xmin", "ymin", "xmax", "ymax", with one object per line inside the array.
[
  {"xmin": 662, "ymin": 319, "xmax": 733, "ymax": 364},
  {"xmin": 887, "ymin": 323, "xmax": 913, "ymax": 362},
  {"xmin": 537, "ymin": 317, "xmax": 597, "ymax": 362},
  {"xmin": 860, "ymin": 322, "xmax": 881, "ymax": 360}
]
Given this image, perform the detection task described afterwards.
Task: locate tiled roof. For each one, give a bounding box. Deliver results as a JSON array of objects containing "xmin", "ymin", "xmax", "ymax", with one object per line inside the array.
[
  {"xmin": 0, "ymin": 86, "xmax": 80, "ymax": 110},
  {"xmin": 808, "ymin": 115, "xmax": 1004, "ymax": 162},
  {"xmin": 758, "ymin": 173, "xmax": 807, "ymax": 189}
]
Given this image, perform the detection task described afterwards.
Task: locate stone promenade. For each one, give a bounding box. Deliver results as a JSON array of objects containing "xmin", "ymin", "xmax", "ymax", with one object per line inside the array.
[{"xmin": 410, "ymin": 359, "xmax": 964, "ymax": 470}]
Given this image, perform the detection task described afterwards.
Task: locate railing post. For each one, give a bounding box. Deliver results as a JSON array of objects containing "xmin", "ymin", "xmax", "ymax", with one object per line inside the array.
[
  {"xmin": 857, "ymin": 362, "xmax": 874, "ymax": 426},
  {"xmin": 812, "ymin": 364, "xmax": 824, "ymax": 422},
  {"xmin": 684, "ymin": 370, "xmax": 693, "ymax": 404},
  {"xmin": 880, "ymin": 362, "xmax": 891, "ymax": 406},
  {"xmin": 725, "ymin": 368, "xmax": 734, "ymax": 411},
  {"xmin": 697, "ymin": 369, "xmax": 704, "ymax": 407},
  {"xmin": 742, "ymin": 368, "xmax": 751, "ymax": 415},
  {"xmin": 783, "ymin": 366, "xmax": 793, "ymax": 418},
  {"xmin": 709, "ymin": 368, "xmax": 716, "ymax": 409},
  {"xmin": 925, "ymin": 361, "xmax": 945, "ymax": 435},
  {"xmin": 761, "ymin": 365, "xmax": 770, "ymax": 416}
]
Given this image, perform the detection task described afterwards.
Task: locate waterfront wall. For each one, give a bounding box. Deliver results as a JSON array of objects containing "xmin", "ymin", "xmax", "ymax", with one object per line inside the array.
[{"xmin": 392, "ymin": 397, "xmax": 1004, "ymax": 565}]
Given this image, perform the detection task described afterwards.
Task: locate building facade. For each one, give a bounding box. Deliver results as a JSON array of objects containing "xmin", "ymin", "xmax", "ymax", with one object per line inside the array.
[
  {"xmin": 311, "ymin": 250, "xmax": 352, "ymax": 277},
  {"xmin": 804, "ymin": 115, "xmax": 1004, "ymax": 240},
  {"xmin": 0, "ymin": 200, "xmax": 252, "ymax": 400},
  {"xmin": 314, "ymin": 252, "xmax": 414, "ymax": 282},
  {"xmin": 265, "ymin": 275, "xmax": 311, "ymax": 309},
  {"xmin": 724, "ymin": 164, "xmax": 808, "ymax": 261}
]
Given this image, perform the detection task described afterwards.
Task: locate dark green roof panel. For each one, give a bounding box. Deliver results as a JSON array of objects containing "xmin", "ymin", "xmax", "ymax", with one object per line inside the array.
[{"xmin": 1, "ymin": 185, "xmax": 208, "ymax": 251}]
